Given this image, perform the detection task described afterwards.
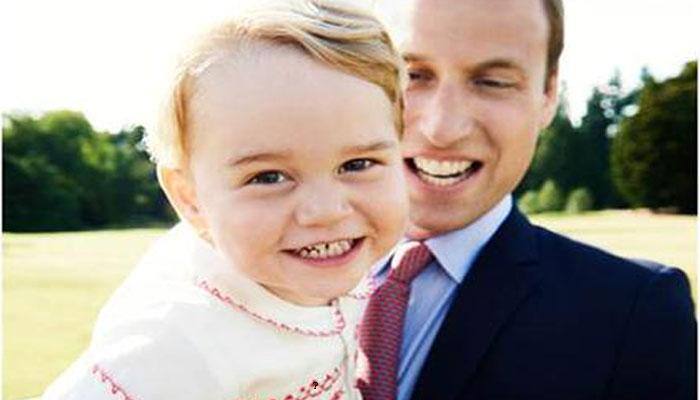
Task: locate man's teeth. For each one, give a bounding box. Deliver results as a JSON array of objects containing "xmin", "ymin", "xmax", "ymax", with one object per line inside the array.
[
  {"xmin": 414, "ymin": 157, "xmax": 473, "ymax": 177},
  {"xmin": 296, "ymin": 239, "xmax": 353, "ymax": 259},
  {"xmin": 417, "ymin": 171, "xmax": 463, "ymax": 187}
]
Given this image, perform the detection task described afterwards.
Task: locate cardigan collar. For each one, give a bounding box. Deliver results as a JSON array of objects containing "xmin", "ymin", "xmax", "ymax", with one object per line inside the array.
[{"xmin": 182, "ymin": 224, "xmax": 354, "ymax": 337}]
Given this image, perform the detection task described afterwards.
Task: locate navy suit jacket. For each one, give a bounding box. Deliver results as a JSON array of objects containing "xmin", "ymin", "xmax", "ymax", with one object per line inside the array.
[{"xmin": 411, "ymin": 208, "xmax": 696, "ymax": 400}]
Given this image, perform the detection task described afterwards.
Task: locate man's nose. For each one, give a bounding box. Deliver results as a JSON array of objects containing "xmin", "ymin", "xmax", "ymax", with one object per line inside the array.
[
  {"xmin": 420, "ymin": 84, "xmax": 475, "ymax": 148},
  {"xmin": 294, "ymin": 181, "xmax": 353, "ymax": 227}
]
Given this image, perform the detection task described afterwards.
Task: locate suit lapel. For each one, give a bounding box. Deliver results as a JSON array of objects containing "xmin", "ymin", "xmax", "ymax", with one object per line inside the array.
[{"xmin": 411, "ymin": 208, "xmax": 542, "ymax": 400}]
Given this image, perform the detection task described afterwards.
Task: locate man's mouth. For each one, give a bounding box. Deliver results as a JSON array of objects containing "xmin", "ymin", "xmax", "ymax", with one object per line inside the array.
[
  {"xmin": 286, "ymin": 238, "xmax": 364, "ymax": 260},
  {"xmin": 406, "ymin": 157, "xmax": 483, "ymax": 187}
]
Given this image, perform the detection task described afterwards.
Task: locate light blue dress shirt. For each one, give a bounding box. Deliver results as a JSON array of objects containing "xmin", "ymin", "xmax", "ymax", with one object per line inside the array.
[{"xmin": 371, "ymin": 195, "xmax": 513, "ymax": 400}]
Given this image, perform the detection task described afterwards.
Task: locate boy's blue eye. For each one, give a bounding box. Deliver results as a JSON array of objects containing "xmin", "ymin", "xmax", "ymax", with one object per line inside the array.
[
  {"xmin": 338, "ymin": 158, "xmax": 376, "ymax": 174},
  {"xmin": 248, "ymin": 171, "xmax": 288, "ymax": 185}
]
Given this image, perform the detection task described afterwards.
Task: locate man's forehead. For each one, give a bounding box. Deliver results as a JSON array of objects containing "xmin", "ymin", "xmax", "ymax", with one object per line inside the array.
[{"xmin": 399, "ymin": 0, "xmax": 548, "ymax": 63}]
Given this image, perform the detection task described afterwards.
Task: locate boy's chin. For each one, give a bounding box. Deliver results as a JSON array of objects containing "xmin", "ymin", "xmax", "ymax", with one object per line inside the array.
[
  {"xmin": 302, "ymin": 283, "xmax": 362, "ymax": 306},
  {"xmin": 263, "ymin": 282, "xmax": 357, "ymax": 307}
]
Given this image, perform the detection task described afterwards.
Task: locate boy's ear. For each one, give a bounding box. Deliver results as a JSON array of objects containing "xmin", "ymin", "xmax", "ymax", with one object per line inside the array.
[{"xmin": 157, "ymin": 166, "xmax": 208, "ymax": 234}]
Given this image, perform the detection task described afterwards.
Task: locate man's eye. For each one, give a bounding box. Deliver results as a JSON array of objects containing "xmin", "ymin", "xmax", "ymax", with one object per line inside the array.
[
  {"xmin": 247, "ymin": 171, "xmax": 288, "ymax": 185},
  {"xmin": 475, "ymin": 78, "xmax": 515, "ymax": 89},
  {"xmin": 407, "ymin": 69, "xmax": 433, "ymax": 82},
  {"xmin": 338, "ymin": 159, "xmax": 376, "ymax": 174}
]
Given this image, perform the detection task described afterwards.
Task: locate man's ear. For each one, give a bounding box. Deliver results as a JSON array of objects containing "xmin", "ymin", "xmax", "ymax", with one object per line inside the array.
[
  {"xmin": 539, "ymin": 70, "xmax": 559, "ymax": 130},
  {"xmin": 157, "ymin": 166, "xmax": 208, "ymax": 234}
]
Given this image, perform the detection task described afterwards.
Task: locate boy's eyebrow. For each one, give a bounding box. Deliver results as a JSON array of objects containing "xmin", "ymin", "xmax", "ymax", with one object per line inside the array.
[
  {"xmin": 226, "ymin": 151, "xmax": 292, "ymax": 168},
  {"xmin": 227, "ymin": 140, "xmax": 396, "ymax": 167},
  {"xmin": 342, "ymin": 140, "xmax": 397, "ymax": 155}
]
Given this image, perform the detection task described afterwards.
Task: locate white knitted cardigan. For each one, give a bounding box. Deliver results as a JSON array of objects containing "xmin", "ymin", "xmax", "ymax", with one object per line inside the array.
[{"xmin": 42, "ymin": 223, "xmax": 370, "ymax": 400}]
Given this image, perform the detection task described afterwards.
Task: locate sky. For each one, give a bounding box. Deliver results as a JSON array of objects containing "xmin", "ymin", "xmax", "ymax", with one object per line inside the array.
[{"xmin": 1, "ymin": 0, "xmax": 697, "ymax": 133}]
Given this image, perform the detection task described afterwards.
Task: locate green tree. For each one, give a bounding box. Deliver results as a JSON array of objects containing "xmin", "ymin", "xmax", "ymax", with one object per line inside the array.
[
  {"xmin": 574, "ymin": 71, "xmax": 636, "ymax": 208},
  {"xmin": 3, "ymin": 154, "xmax": 82, "ymax": 231},
  {"xmin": 3, "ymin": 111, "xmax": 175, "ymax": 231},
  {"xmin": 109, "ymin": 125, "xmax": 173, "ymax": 223},
  {"xmin": 537, "ymin": 180, "xmax": 565, "ymax": 212},
  {"xmin": 3, "ymin": 111, "xmax": 100, "ymax": 230},
  {"xmin": 611, "ymin": 61, "xmax": 697, "ymax": 213},
  {"xmin": 565, "ymin": 188, "xmax": 594, "ymax": 214},
  {"xmin": 518, "ymin": 88, "xmax": 578, "ymax": 195},
  {"xmin": 517, "ymin": 190, "xmax": 540, "ymax": 214}
]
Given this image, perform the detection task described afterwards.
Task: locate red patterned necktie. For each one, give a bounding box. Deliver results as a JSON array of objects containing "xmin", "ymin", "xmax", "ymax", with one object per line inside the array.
[{"xmin": 357, "ymin": 241, "xmax": 434, "ymax": 400}]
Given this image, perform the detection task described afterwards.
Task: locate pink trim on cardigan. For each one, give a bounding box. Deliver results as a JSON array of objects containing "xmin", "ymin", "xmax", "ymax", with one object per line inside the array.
[
  {"xmin": 196, "ymin": 279, "xmax": 346, "ymax": 337},
  {"xmin": 233, "ymin": 366, "xmax": 344, "ymax": 400},
  {"xmin": 329, "ymin": 390, "xmax": 345, "ymax": 400},
  {"xmin": 91, "ymin": 354, "xmax": 346, "ymax": 400},
  {"xmin": 91, "ymin": 364, "xmax": 136, "ymax": 400},
  {"xmin": 343, "ymin": 277, "xmax": 377, "ymax": 300}
]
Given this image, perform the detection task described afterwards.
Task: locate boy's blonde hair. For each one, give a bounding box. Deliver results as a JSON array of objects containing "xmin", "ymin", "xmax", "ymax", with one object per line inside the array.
[{"xmin": 147, "ymin": 0, "xmax": 403, "ymax": 168}]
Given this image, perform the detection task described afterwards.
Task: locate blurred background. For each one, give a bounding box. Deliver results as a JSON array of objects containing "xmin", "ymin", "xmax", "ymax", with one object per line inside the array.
[{"xmin": 2, "ymin": 0, "xmax": 697, "ymax": 399}]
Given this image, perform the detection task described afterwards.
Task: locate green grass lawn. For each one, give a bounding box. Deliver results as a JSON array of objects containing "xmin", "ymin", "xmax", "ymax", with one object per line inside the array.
[
  {"xmin": 3, "ymin": 211, "xmax": 696, "ymax": 399},
  {"xmin": 3, "ymin": 229, "xmax": 166, "ymax": 400}
]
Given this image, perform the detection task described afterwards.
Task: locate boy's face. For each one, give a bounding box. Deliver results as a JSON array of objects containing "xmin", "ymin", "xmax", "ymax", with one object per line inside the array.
[
  {"xmin": 170, "ymin": 46, "xmax": 407, "ymax": 306},
  {"xmin": 401, "ymin": 0, "xmax": 558, "ymax": 238}
]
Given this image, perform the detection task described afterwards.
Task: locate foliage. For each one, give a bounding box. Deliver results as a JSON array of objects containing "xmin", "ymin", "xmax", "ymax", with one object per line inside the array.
[
  {"xmin": 3, "ymin": 154, "xmax": 82, "ymax": 231},
  {"xmin": 565, "ymin": 188, "xmax": 595, "ymax": 214},
  {"xmin": 537, "ymin": 180, "xmax": 565, "ymax": 212},
  {"xmin": 519, "ymin": 64, "xmax": 694, "ymax": 214},
  {"xmin": 517, "ymin": 190, "xmax": 541, "ymax": 215},
  {"xmin": 611, "ymin": 61, "xmax": 697, "ymax": 214},
  {"xmin": 518, "ymin": 96, "xmax": 579, "ymax": 196},
  {"xmin": 2, "ymin": 111, "xmax": 174, "ymax": 231},
  {"xmin": 573, "ymin": 74, "xmax": 629, "ymax": 208}
]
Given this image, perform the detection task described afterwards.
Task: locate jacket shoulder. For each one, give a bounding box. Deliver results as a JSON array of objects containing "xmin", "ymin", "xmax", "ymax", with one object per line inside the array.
[{"xmin": 531, "ymin": 222, "xmax": 683, "ymax": 283}]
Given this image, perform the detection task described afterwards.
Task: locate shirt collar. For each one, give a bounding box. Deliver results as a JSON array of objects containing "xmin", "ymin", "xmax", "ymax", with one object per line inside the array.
[
  {"xmin": 372, "ymin": 195, "xmax": 513, "ymax": 283},
  {"xmin": 425, "ymin": 195, "xmax": 512, "ymax": 283}
]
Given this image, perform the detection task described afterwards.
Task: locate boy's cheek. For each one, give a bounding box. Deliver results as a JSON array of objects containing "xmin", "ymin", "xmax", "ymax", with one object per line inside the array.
[{"xmin": 360, "ymin": 175, "xmax": 409, "ymax": 234}]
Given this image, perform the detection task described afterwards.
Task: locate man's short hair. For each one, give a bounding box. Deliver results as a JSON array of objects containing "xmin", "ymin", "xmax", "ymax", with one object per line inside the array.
[{"xmin": 543, "ymin": 0, "xmax": 564, "ymax": 78}]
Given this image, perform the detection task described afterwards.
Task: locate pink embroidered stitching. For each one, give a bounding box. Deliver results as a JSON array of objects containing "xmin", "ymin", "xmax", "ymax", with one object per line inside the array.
[
  {"xmin": 329, "ymin": 389, "xmax": 345, "ymax": 400},
  {"xmin": 294, "ymin": 366, "xmax": 342, "ymax": 400},
  {"xmin": 343, "ymin": 277, "xmax": 376, "ymax": 300},
  {"xmin": 197, "ymin": 279, "xmax": 346, "ymax": 337},
  {"xmin": 91, "ymin": 364, "xmax": 137, "ymax": 400},
  {"xmin": 233, "ymin": 366, "xmax": 344, "ymax": 400}
]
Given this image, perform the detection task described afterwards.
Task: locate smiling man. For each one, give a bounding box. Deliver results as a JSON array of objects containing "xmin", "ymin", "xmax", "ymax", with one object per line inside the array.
[{"xmin": 358, "ymin": 0, "xmax": 696, "ymax": 399}]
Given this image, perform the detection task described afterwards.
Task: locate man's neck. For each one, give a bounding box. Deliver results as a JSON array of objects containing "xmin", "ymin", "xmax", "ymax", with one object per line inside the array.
[{"xmin": 407, "ymin": 196, "xmax": 514, "ymax": 241}]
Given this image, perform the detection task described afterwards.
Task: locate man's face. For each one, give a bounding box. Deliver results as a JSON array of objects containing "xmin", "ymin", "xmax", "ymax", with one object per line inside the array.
[{"xmin": 401, "ymin": 0, "xmax": 558, "ymax": 238}]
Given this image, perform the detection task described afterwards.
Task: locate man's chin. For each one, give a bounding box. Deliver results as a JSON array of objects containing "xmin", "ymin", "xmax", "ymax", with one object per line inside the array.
[
  {"xmin": 406, "ymin": 213, "xmax": 473, "ymax": 240},
  {"xmin": 406, "ymin": 204, "xmax": 486, "ymax": 240}
]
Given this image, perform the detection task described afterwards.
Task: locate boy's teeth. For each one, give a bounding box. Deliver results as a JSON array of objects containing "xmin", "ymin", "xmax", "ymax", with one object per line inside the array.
[
  {"xmin": 295, "ymin": 239, "xmax": 355, "ymax": 259},
  {"xmin": 414, "ymin": 157, "xmax": 473, "ymax": 176}
]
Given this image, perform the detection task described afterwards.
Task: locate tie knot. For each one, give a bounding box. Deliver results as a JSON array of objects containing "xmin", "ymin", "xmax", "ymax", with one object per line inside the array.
[{"xmin": 388, "ymin": 241, "xmax": 433, "ymax": 284}]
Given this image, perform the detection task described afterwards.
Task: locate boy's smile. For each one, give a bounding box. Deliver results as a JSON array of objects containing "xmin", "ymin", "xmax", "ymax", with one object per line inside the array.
[
  {"xmin": 171, "ymin": 44, "xmax": 408, "ymax": 306},
  {"xmin": 284, "ymin": 237, "xmax": 365, "ymax": 267}
]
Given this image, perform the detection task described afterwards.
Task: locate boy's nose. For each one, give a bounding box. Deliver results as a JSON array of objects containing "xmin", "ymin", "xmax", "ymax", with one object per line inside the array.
[{"xmin": 294, "ymin": 183, "xmax": 353, "ymax": 227}]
